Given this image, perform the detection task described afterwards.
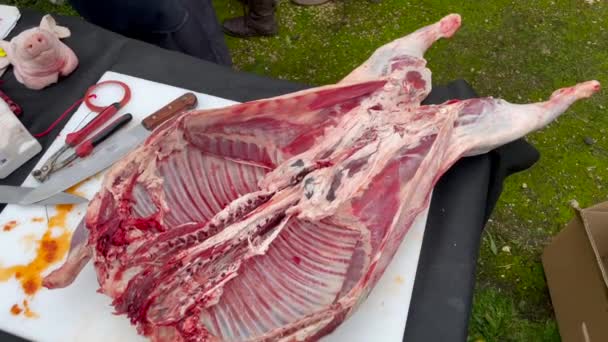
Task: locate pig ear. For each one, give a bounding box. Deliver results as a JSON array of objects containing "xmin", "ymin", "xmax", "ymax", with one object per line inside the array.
[
  {"xmin": 53, "ymin": 25, "xmax": 71, "ymax": 39},
  {"xmin": 39, "ymin": 15, "xmax": 56, "ymax": 31},
  {"xmin": 40, "ymin": 14, "xmax": 71, "ymax": 39}
]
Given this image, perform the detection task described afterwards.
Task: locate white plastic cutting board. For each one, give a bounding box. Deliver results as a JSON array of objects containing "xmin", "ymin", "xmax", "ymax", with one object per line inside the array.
[{"xmin": 0, "ymin": 71, "xmax": 429, "ymax": 342}]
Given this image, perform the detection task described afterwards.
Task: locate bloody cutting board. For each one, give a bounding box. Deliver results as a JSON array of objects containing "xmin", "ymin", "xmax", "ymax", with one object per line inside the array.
[{"xmin": 0, "ymin": 71, "xmax": 430, "ymax": 342}]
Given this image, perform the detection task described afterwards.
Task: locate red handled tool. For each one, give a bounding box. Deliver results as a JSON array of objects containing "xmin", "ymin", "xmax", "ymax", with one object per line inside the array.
[
  {"xmin": 74, "ymin": 114, "xmax": 133, "ymax": 158},
  {"xmin": 44, "ymin": 114, "xmax": 134, "ymax": 176},
  {"xmin": 32, "ymin": 103, "xmax": 125, "ymax": 182}
]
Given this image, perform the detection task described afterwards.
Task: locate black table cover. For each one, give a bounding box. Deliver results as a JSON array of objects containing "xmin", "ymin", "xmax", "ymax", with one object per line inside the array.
[{"xmin": 0, "ymin": 8, "xmax": 539, "ymax": 342}]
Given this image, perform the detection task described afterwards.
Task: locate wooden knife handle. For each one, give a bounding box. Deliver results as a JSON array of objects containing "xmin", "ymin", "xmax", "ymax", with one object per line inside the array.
[{"xmin": 142, "ymin": 92, "xmax": 198, "ymax": 131}]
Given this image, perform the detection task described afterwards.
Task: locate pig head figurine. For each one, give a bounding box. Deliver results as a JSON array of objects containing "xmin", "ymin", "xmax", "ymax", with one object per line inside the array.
[{"xmin": 0, "ymin": 15, "xmax": 78, "ymax": 90}]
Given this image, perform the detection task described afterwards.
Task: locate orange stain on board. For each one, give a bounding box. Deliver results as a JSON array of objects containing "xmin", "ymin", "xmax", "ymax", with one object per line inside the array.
[
  {"xmin": 23, "ymin": 300, "xmax": 38, "ymax": 318},
  {"xmin": 48, "ymin": 204, "xmax": 73, "ymax": 227},
  {"xmin": 2, "ymin": 220, "xmax": 18, "ymax": 232},
  {"xmin": 65, "ymin": 185, "xmax": 86, "ymax": 198},
  {"xmin": 20, "ymin": 234, "xmax": 39, "ymax": 251},
  {"xmin": 10, "ymin": 304, "xmax": 21, "ymax": 315},
  {"xmin": 31, "ymin": 217, "xmax": 44, "ymax": 223},
  {"xmin": 65, "ymin": 177, "xmax": 92, "ymax": 198},
  {"xmin": 9, "ymin": 300, "xmax": 38, "ymax": 318},
  {"xmin": 0, "ymin": 204, "xmax": 73, "ymax": 308}
]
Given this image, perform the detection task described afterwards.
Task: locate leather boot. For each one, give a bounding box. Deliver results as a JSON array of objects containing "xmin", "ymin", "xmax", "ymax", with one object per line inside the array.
[{"xmin": 223, "ymin": 0, "xmax": 278, "ymax": 38}]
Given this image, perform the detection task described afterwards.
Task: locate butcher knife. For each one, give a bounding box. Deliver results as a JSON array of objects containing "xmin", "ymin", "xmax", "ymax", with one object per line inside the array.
[
  {"xmin": 0, "ymin": 185, "xmax": 87, "ymax": 205},
  {"xmin": 18, "ymin": 92, "xmax": 198, "ymax": 205}
]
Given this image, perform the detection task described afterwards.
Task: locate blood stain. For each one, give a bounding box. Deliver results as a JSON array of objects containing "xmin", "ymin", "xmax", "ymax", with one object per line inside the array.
[{"xmin": 2, "ymin": 220, "xmax": 18, "ymax": 232}]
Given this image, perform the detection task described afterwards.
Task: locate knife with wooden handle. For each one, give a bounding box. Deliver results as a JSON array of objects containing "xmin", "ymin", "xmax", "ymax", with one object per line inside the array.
[{"xmin": 19, "ymin": 93, "xmax": 198, "ymax": 205}]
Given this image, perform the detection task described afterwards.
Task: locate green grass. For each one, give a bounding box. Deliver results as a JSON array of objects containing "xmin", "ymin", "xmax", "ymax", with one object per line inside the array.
[
  {"xmin": 3, "ymin": 0, "xmax": 76, "ymax": 16},
  {"xmin": 7, "ymin": 0, "xmax": 608, "ymax": 341},
  {"xmin": 468, "ymin": 288, "xmax": 560, "ymax": 342}
]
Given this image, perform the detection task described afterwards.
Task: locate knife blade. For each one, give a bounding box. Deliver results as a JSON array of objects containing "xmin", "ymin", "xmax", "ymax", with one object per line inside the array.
[
  {"xmin": 18, "ymin": 92, "xmax": 198, "ymax": 205},
  {"xmin": 0, "ymin": 185, "xmax": 88, "ymax": 205}
]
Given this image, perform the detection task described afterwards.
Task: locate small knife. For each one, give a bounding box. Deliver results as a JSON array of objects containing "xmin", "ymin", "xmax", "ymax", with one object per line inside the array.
[
  {"xmin": 18, "ymin": 92, "xmax": 199, "ymax": 205},
  {"xmin": 0, "ymin": 185, "xmax": 88, "ymax": 205}
]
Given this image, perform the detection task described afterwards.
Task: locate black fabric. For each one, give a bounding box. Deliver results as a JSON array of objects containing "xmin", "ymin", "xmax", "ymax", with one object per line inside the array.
[
  {"xmin": 68, "ymin": 0, "xmax": 232, "ymax": 66},
  {"xmin": 484, "ymin": 139, "xmax": 539, "ymax": 222},
  {"xmin": 68, "ymin": 0, "xmax": 186, "ymax": 33},
  {"xmin": 0, "ymin": 9, "xmax": 538, "ymax": 342}
]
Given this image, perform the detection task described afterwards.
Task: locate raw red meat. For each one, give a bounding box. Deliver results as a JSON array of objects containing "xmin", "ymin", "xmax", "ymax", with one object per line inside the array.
[{"xmin": 43, "ymin": 14, "xmax": 600, "ymax": 342}]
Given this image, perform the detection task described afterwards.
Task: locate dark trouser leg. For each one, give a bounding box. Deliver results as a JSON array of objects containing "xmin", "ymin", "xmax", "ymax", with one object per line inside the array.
[
  {"xmin": 68, "ymin": 0, "xmax": 232, "ymax": 66},
  {"xmin": 165, "ymin": 0, "xmax": 232, "ymax": 66}
]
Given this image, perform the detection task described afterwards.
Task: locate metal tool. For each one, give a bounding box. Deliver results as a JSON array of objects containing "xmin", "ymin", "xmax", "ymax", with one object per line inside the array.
[
  {"xmin": 32, "ymin": 102, "xmax": 122, "ymax": 182},
  {"xmin": 19, "ymin": 92, "xmax": 198, "ymax": 205},
  {"xmin": 0, "ymin": 185, "xmax": 87, "ymax": 205},
  {"xmin": 38, "ymin": 113, "xmax": 133, "ymax": 180}
]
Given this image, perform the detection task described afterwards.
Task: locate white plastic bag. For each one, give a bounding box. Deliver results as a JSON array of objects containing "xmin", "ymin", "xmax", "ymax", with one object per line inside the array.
[
  {"xmin": 0, "ymin": 96, "xmax": 41, "ymax": 178},
  {"xmin": 0, "ymin": 5, "xmax": 20, "ymax": 40}
]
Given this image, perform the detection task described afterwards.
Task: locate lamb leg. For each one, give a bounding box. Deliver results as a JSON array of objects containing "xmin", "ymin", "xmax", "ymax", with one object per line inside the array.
[
  {"xmin": 454, "ymin": 80, "xmax": 601, "ymax": 157},
  {"xmin": 341, "ymin": 13, "xmax": 462, "ymax": 83}
]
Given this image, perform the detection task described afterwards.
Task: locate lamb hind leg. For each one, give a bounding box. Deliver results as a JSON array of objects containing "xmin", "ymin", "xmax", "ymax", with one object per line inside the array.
[
  {"xmin": 341, "ymin": 13, "xmax": 462, "ymax": 82},
  {"xmin": 456, "ymin": 80, "xmax": 601, "ymax": 157}
]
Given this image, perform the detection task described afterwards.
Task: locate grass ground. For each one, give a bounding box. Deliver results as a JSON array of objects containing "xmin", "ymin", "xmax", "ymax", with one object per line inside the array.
[{"xmin": 5, "ymin": 0, "xmax": 608, "ymax": 341}]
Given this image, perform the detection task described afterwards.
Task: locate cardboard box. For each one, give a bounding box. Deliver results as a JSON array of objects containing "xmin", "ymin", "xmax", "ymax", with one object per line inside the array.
[{"xmin": 542, "ymin": 201, "xmax": 608, "ymax": 342}]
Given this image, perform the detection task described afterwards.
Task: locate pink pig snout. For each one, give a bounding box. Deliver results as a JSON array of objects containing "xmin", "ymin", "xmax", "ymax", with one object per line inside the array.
[{"xmin": 23, "ymin": 32, "xmax": 52, "ymax": 57}]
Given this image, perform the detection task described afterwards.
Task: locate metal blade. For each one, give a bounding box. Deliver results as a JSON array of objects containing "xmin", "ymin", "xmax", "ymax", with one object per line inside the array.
[
  {"xmin": 0, "ymin": 185, "xmax": 88, "ymax": 205},
  {"xmin": 19, "ymin": 125, "xmax": 148, "ymax": 205}
]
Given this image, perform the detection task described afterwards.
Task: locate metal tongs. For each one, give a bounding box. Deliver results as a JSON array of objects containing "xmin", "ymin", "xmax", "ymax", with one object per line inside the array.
[{"xmin": 32, "ymin": 103, "xmax": 132, "ymax": 182}]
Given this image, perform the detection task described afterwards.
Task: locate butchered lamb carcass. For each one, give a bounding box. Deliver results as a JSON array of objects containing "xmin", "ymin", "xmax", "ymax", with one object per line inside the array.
[{"xmin": 42, "ymin": 13, "xmax": 600, "ymax": 342}]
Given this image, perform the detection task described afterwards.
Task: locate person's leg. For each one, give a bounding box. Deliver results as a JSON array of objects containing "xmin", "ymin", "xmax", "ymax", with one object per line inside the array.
[
  {"xmin": 164, "ymin": 0, "xmax": 232, "ymax": 66},
  {"xmin": 68, "ymin": 0, "xmax": 185, "ymax": 36},
  {"xmin": 222, "ymin": 0, "xmax": 278, "ymax": 38},
  {"xmin": 68, "ymin": 0, "xmax": 232, "ymax": 66}
]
